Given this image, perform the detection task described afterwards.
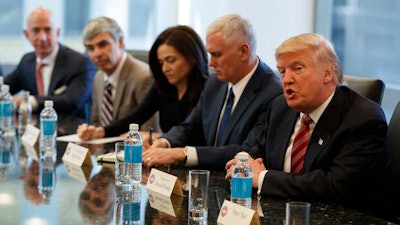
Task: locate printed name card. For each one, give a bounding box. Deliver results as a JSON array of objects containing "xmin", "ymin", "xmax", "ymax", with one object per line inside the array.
[
  {"xmin": 21, "ymin": 124, "xmax": 40, "ymax": 160},
  {"xmin": 62, "ymin": 142, "xmax": 92, "ymax": 167},
  {"xmin": 21, "ymin": 124, "xmax": 40, "ymax": 146},
  {"xmin": 64, "ymin": 162, "xmax": 93, "ymax": 183},
  {"xmin": 146, "ymin": 168, "xmax": 183, "ymax": 197},
  {"xmin": 217, "ymin": 200, "xmax": 260, "ymax": 225},
  {"xmin": 147, "ymin": 189, "xmax": 184, "ymax": 216}
]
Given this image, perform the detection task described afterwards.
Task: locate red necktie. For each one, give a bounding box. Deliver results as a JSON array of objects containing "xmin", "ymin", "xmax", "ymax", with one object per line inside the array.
[
  {"xmin": 291, "ymin": 114, "xmax": 313, "ymax": 174},
  {"xmin": 35, "ymin": 62, "xmax": 46, "ymax": 96}
]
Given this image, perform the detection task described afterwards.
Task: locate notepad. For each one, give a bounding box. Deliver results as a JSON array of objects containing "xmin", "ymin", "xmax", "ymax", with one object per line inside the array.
[{"xmin": 96, "ymin": 151, "xmax": 124, "ymax": 163}]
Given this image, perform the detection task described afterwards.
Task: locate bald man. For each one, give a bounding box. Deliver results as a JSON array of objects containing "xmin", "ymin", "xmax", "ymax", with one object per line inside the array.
[{"xmin": 4, "ymin": 7, "xmax": 96, "ymax": 118}]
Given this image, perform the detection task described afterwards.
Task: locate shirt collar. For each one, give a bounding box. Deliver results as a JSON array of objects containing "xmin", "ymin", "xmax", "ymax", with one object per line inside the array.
[
  {"xmin": 305, "ymin": 90, "xmax": 335, "ymax": 124},
  {"xmin": 37, "ymin": 43, "xmax": 59, "ymax": 66},
  {"xmin": 103, "ymin": 52, "xmax": 127, "ymax": 87},
  {"xmin": 229, "ymin": 58, "xmax": 259, "ymax": 98}
]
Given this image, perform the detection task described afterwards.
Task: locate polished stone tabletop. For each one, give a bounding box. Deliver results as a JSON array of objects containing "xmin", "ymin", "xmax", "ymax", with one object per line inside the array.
[{"xmin": 0, "ymin": 115, "xmax": 397, "ymax": 225}]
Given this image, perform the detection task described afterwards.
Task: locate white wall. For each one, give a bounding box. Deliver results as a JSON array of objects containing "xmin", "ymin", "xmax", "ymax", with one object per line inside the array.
[{"xmin": 178, "ymin": 0, "xmax": 315, "ymax": 68}]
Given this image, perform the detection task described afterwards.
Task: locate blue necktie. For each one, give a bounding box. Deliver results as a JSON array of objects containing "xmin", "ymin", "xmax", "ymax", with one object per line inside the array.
[{"xmin": 217, "ymin": 88, "xmax": 234, "ymax": 146}]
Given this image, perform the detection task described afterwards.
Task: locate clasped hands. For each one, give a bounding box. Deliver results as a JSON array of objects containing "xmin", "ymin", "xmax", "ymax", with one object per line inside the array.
[{"xmin": 225, "ymin": 153, "xmax": 266, "ymax": 188}]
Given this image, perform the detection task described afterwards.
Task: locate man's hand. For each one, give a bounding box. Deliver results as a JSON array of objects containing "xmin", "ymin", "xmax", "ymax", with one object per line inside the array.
[
  {"xmin": 225, "ymin": 152, "xmax": 266, "ymax": 188},
  {"xmin": 76, "ymin": 123, "xmax": 105, "ymax": 141},
  {"xmin": 142, "ymin": 147, "xmax": 186, "ymax": 168}
]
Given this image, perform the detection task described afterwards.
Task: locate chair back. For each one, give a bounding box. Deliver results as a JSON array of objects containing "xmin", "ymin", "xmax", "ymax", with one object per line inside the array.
[
  {"xmin": 389, "ymin": 101, "xmax": 400, "ymax": 192},
  {"xmin": 127, "ymin": 50, "xmax": 149, "ymax": 63},
  {"xmin": 343, "ymin": 74, "xmax": 385, "ymax": 105}
]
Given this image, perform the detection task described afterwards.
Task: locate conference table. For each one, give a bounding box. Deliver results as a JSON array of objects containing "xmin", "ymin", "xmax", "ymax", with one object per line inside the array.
[{"xmin": 0, "ymin": 115, "xmax": 396, "ymax": 225}]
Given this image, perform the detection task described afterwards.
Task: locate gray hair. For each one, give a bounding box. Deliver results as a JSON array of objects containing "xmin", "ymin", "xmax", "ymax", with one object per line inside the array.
[
  {"xmin": 206, "ymin": 14, "xmax": 257, "ymax": 54},
  {"xmin": 275, "ymin": 33, "xmax": 343, "ymax": 84},
  {"xmin": 82, "ymin": 17, "xmax": 123, "ymax": 43}
]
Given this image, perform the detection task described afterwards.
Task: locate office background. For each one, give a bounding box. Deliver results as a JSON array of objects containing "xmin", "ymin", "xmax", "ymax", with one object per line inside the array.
[{"xmin": 0, "ymin": 0, "xmax": 399, "ymax": 118}]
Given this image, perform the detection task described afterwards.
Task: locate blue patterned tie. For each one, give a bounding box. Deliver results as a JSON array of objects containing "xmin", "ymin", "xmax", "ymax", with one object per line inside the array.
[
  {"xmin": 217, "ymin": 87, "xmax": 234, "ymax": 146},
  {"xmin": 101, "ymin": 82, "xmax": 113, "ymax": 126}
]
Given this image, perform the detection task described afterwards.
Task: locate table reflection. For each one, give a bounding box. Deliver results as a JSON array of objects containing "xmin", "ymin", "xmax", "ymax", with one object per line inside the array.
[{"xmin": 0, "ymin": 115, "xmax": 396, "ymax": 225}]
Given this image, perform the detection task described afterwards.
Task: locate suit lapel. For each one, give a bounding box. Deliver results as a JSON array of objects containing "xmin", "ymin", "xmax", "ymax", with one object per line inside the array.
[
  {"xmin": 48, "ymin": 45, "xmax": 65, "ymax": 94},
  {"xmin": 113, "ymin": 60, "xmax": 130, "ymax": 118},
  {"xmin": 219, "ymin": 64, "xmax": 264, "ymax": 145},
  {"xmin": 208, "ymin": 83, "xmax": 229, "ymax": 145},
  {"xmin": 303, "ymin": 87, "xmax": 345, "ymax": 172}
]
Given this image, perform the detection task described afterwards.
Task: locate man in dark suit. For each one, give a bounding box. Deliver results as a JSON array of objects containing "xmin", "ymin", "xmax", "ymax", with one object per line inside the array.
[
  {"xmin": 142, "ymin": 14, "xmax": 282, "ymax": 169},
  {"xmin": 226, "ymin": 33, "xmax": 392, "ymax": 218},
  {"xmin": 4, "ymin": 7, "xmax": 95, "ymax": 118}
]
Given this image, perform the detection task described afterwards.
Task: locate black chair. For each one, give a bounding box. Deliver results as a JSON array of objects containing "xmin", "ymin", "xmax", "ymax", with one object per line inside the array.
[
  {"xmin": 389, "ymin": 101, "xmax": 400, "ymax": 207},
  {"xmin": 127, "ymin": 49, "xmax": 149, "ymax": 63},
  {"xmin": 343, "ymin": 74, "xmax": 385, "ymax": 105}
]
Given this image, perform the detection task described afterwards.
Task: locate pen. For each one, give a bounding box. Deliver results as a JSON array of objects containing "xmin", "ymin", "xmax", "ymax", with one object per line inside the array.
[{"xmin": 149, "ymin": 127, "xmax": 153, "ymax": 145}]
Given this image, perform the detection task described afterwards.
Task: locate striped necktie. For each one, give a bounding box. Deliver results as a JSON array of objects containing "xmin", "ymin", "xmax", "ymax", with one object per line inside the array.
[
  {"xmin": 291, "ymin": 114, "xmax": 313, "ymax": 174},
  {"xmin": 217, "ymin": 87, "xmax": 234, "ymax": 146},
  {"xmin": 101, "ymin": 82, "xmax": 113, "ymax": 126}
]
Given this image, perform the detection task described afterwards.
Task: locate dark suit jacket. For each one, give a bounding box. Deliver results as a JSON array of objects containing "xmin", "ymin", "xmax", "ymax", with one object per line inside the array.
[
  {"xmin": 161, "ymin": 60, "xmax": 282, "ymax": 169},
  {"xmin": 244, "ymin": 86, "xmax": 392, "ymax": 216},
  {"xmin": 4, "ymin": 44, "xmax": 96, "ymax": 118}
]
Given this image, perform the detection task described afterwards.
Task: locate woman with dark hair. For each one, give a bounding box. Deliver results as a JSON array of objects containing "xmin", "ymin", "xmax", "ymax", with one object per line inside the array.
[{"xmin": 77, "ymin": 25, "xmax": 209, "ymax": 142}]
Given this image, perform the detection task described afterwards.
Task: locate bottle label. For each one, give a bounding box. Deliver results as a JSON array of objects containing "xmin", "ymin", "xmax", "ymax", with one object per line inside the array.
[
  {"xmin": 41, "ymin": 171, "xmax": 54, "ymax": 187},
  {"xmin": 42, "ymin": 120, "xmax": 56, "ymax": 135},
  {"xmin": 3, "ymin": 102, "xmax": 12, "ymax": 117},
  {"xmin": 124, "ymin": 145, "xmax": 142, "ymax": 163},
  {"xmin": 123, "ymin": 202, "xmax": 140, "ymax": 221},
  {"xmin": 1, "ymin": 150, "xmax": 10, "ymax": 164},
  {"xmin": 231, "ymin": 177, "xmax": 252, "ymax": 198}
]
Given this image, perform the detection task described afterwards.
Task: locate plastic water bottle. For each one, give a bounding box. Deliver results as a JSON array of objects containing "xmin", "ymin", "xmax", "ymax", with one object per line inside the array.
[
  {"xmin": 121, "ymin": 184, "xmax": 141, "ymax": 224},
  {"xmin": 231, "ymin": 152, "xmax": 253, "ymax": 208},
  {"xmin": 39, "ymin": 100, "xmax": 58, "ymax": 161},
  {"xmin": 124, "ymin": 123, "xmax": 142, "ymax": 184},
  {"xmin": 38, "ymin": 156, "xmax": 55, "ymax": 204},
  {"xmin": 18, "ymin": 90, "xmax": 32, "ymax": 135},
  {"xmin": 0, "ymin": 85, "xmax": 15, "ymax": 136}
]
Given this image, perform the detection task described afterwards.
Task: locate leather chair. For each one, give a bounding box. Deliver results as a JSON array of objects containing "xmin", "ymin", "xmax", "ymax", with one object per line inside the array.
[
  {"xmin": 389, "ymin": 101, "xmax": 400, "ymax": 206},
  {"xmin": 127, "ymin": 49, "xmax": 149, "ymax": 63},
  {"xmin": 343, "ymin": 74, "xmax": 385, "ymax": 105}
]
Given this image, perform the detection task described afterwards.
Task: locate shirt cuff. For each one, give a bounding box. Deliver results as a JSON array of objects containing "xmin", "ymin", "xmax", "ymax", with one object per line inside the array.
[
  {"xmin": 185, "ymin": 146, "xmax": 198, "ymax": 167},
  {"xmin": 30, "ymin": 96, "xmax": 38, "ymax": 111},
  {"xmin": 257, "ymin": 170, "xmax": 268, "ymax": 195}
]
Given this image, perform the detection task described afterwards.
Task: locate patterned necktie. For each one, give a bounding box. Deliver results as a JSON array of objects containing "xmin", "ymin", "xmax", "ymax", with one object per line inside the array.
[
  {"xmin": 101, "ymin": 82, "xmax": 113, "ymax": 126},
  {"xmin": 35, "ymin": 62, "xmax": 46, "ymax": 96},
  {"xmin": 291, "ymin": 114, "xmax": 313, "ymax": 174},
  {"xmin": 217, "ymin": 87, "xmax": 234, "ymax": 146}
]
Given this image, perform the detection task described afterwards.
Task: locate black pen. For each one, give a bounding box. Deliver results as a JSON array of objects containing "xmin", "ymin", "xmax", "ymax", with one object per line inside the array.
[{"xmin": 149, "ymin": 127, "xmax": 153, "ymax": 145}]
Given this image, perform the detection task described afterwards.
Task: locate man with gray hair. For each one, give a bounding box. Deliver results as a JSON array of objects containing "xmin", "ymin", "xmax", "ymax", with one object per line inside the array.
[
  {"xmin": 80, "ymin": 17, "xmax": 155, "ymax": 131},
  {"xmin": 143, "ymin": 14, "xmax": 282, "ymax": 169}
]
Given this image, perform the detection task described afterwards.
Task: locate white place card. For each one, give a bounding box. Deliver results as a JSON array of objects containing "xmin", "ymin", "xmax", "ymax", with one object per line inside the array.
[
  {"xmin": 147, "ymin": 189, "xmax": 184, "ymax": 216},
  {"xmin": 146, "ymin": 168, "xmax": 183, "ymax": 197},
  {"xmin": 217, "ymin": 200, "xmax": 260, "ymax": 225},
  {"xmin": 62, "ymin": 142, "xmax": 92, "ymax": 167},
  {"xmin": 64, "ymin": 162, "xmax": 93, "ymax": 183},
  {"xmin": 21, "ymin": 141, "xmax": 39, "ymax": 161},
  {"xmin": 21, "ymin": 124, "xmax": 40, "ymax": 147}
]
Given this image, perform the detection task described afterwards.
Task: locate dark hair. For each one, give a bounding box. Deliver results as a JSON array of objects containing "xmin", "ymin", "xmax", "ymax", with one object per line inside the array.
[{"xmin": 149, "ymin": 25, "xmax": 209, "ymax": 103}]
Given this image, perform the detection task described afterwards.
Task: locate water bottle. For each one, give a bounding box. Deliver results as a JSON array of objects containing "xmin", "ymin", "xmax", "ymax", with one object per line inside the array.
[
  {"xmin": 39, "ymin": 100, "xmax": 58, "ymax": 161},
  {"xmin": 38, "ymin": 155, "xmax": 55, "ymax": 204},
  {"xmin": 0, "ymin": 85, "xmax": 15, "ymax": 136},
  {"xmin": 18, "ymin": 90, "xmax": 32, "ymax": 135},
  {"xmin": 231, "ymin": 152, "xmax": 253, "ymax": 208},
  {"xmin": 124, "ymin": 123, "xmax": 142, "ymax": 184},
  {"xmin": 120, "ymin": 184, "xmax": 141, "ymax": 225},
  {"xmin": 0, "ymin": 135, "xmax": 12, "ymax": 179}
]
